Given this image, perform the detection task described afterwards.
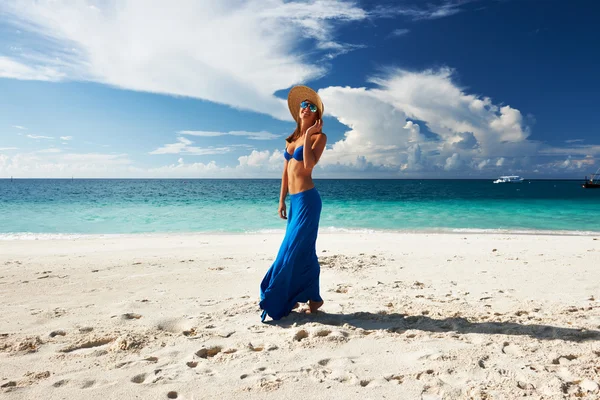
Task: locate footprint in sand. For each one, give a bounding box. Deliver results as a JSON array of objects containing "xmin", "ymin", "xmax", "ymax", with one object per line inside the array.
[
  {"xmin": 247, "ymin": 325, "xmax": 265, "ymax": 334},
  {"xmin": 384, "ymin": 374, "xmax": 404, "ymax": 384},
  {"xmin": 415, "ymin": 369, "xmax": 435, "ymax": 380},
  {"xmin": 313, "ymin": 329, "xmax": 332, "ymax": 337},
  {"xmin": 293, "ymin": 330, "xmax": 309, "ymax": 342},
  {"xmin": 301, "ymin": 365, "xmax": 331, "ymax": 382},
  {"xmin": 182, "ymin": 328, "xmax": 197, "ymax": 337},
  {"xmin": 198, "ymin": 368, "xmax": 215, "ymax": 377},
  {"xmin": 60, "ymin": 337, "xmax": 113, "ymax": 353},
  {"xmin": 331, "ymin": 284, "xmax": 351, "ymax": 294},
  {"xmin": 131, "ymin": 373, "xmax": 147, "ymax": 384},
  {"xmin": 196, "ymin": 346, "xmax": 222, "ymax": 359},
  {"xmin": 81, "ymin": 380, "xmax": 95, "ymax": 389},
  {"xmin": 552, "ymin": 354, "xmax": 578, "ymax": 365},
  {"xmin": 248, "ymin": 343, "xmax": 263, "ymax": 352},
  {"xmin": 122, "ymin": 313, "xmax": 142, "ymax": 320},
  {"xmin": 501, "ymin": 342, "xmax": 522, "ymax": 356},
  {"xmin": 478, "ymin": 356, "xmax": 489, "ymax": 369},
  {"xmin": 52, "ymin": 379, "xmax": 69, "ymax": 387},
  {"xmin": 331, "ymin": 371, "xmax": 359, "ymax": 385}
]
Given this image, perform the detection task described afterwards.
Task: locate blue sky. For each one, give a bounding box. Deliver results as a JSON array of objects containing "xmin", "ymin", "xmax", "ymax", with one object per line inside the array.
[{"xmin": 1, "ymin": 0, "xmax": 599, "ymax": 178}]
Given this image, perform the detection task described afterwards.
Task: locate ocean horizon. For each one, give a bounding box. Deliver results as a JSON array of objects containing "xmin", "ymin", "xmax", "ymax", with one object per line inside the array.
[{"xmin": 1, "ymin": 178, "xmax": 598, "ymax": 238}]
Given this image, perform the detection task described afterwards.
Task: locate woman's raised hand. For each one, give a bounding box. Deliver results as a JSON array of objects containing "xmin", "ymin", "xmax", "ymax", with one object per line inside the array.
[{"xmin": 306, "ymin": 119, "xmax": 322, "ymax": 136}]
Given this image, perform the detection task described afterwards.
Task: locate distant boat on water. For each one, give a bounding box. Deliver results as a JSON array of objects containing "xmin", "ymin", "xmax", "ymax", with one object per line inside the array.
[
  {"xmin": 493, "ymin": 175, "xmax": 524, "ymax": 184},
  {"xmin": 582, "ymin": 168, "xmax": 600, "ymax": 189}
]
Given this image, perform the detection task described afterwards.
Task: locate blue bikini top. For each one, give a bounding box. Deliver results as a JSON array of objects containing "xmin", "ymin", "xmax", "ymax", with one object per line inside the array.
[{"xmin": 284, "ymin": 145, "xmax": 304, "ymax": 161}]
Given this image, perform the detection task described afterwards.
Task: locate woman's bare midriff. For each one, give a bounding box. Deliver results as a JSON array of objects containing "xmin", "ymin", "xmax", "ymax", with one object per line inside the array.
[{"xmin": 287, "ymin": 160, "xmax": 314, "ymax": 195}]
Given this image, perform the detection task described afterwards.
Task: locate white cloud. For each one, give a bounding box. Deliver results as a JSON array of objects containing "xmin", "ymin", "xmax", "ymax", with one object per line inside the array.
[
  {"xmin": 1, "ymin": 143, "xmax": 596, "ymax": 178},
  {"xmin": 444, "ymin": 153, "xmax": 463, "ymax": 171},
  {"xmin": 149, "ymin": 137, "xmax": 233, "ymax": 156},
  {"xmin": 0, "ymin": 147, "xmax": 287, "ymax": 178},
  {"xmin": 60, "ymin": 136, "xmax": 73, "ymax": 141},
  {"xmin": 0, "ymin": 56, "xmax": 65, "ymax": 81},
  {"xmin": 237, "ymin": 149, "xmax": 282, "ymax": 170},
  {"xmin": 555, "ymin": 155, "xmax": 595, "ymax": 171},
  {"xmin": 12, "ymin": 125, "xmax": 26, "ymax": 130},
  {"xmin": 26, "ymin": 134, "xmax": 54, "ymax": 139},
  {"xmin": 314, "ymin": 68, "xmax": 542, "ymax": 175},
  {"xmin": 389, "ymin": 28, "xmax": 410, "ymax": 37},
  {"xmin": 539, "ymin": 145, "xmax": 600, "ymax": 157},
  {"xmin": 178, "ymin": 130, "xmax": 279, "ymax": 141},
  {"xmin": 0, "ymin": 150, "xmax": 133, "ymax": 178},
  {"xmin": 476, "ymin": 159, "xmax": 490, "ymax": 170},
  {"xmin": 0, "ymin": 0, "xmax": 373, "ymax": 121},
  {"xmin": 0, "ymin": 147, "xmax": 19, "ymax": 151},
  {"xmin": 375, "ymin": 1, "xmax": 468, "ymax": 21}
]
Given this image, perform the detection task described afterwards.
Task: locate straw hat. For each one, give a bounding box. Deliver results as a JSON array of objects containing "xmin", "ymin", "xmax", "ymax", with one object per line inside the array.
[{"xmin": 287, "ymin": 85, "xmax": 324, "ymax": 123}]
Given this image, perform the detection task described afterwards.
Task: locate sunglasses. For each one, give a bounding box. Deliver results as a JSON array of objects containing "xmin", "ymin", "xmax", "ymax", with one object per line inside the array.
[{"xmin": 300, "ymin": 101, "xmax": 318, "ymax": 113}]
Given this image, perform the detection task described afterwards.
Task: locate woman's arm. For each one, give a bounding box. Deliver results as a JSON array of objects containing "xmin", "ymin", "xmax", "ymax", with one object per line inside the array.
[
  {"xmin": 303, "ymin": 130, "xmax": 327, "ymax": 170},
  {"xmin": 278, "ymin": 160, "xmax": 289, "ymax": 219}
]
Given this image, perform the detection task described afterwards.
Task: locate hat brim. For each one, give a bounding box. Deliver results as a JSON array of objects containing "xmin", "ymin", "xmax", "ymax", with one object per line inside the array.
[{"xmin": 287, "ymin": 85, "xmax": 324, "ymax": 123}]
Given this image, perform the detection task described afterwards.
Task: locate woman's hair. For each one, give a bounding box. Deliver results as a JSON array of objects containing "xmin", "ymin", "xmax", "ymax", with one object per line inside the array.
[{"xmin": 285, "ymin": 109, "xmax": 322, "ymax": 143}]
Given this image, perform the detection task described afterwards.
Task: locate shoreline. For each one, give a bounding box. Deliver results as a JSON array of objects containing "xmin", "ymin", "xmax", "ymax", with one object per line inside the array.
[{"xmin": 1, "ymin": 227, "xmax": 600, "ymax": 241}]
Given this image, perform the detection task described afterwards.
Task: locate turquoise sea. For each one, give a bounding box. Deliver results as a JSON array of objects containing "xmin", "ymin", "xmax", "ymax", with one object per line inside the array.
[{"xmin": 0, "ymin": 179, "xmax": 598, "ymax": 238}]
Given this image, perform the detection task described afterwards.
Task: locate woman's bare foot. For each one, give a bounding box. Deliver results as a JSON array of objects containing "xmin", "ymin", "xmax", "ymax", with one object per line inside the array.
[{"xmin": 306, "ymin": 300, "xmax": 324, "ymax": 314}]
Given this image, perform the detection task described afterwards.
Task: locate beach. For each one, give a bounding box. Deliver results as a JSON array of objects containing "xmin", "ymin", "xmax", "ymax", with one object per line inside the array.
[{"xmin": 1, "ymin": 232, "xmax": 599, "ymax": 399}]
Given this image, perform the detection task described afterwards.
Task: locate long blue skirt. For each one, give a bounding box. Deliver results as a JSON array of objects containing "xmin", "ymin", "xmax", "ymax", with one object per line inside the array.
[{"xmin": 259, "ymin": 187, "xmax": 323, "ymax": 322}]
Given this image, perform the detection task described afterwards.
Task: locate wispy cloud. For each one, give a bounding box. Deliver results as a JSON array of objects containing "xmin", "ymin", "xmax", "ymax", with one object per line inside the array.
[
  {"xmin": 388, "ymin": 28, "xmax": 410, "ymax": 38},
  {"xmin": 60, "ymin": 136, "xmax": 73, "ymax": 141},
  {"xmin": 0, "ymin": 147, "xmax": 18, "ymax": 151},
  {"xmin": 565, "ymin": 139, "xmax": 584, "ymax": 143},
  {"xmin": 26, "ymin": 134, "xmax": 54, "ymax": 139},
  {"xmin": 12, "ymin": 125, "xmax": 26, "ymax": 130},
  {"xmin": 0, "ymin": 56, "xmax": 66, "ymax": 81},
  {"xmin": 0, "ymin": 0, "xmax": 373, "ymax": 121},
  {"xmin": 149, "ymin": 137, "xmax": 233, "ymax": 156},
  {"xmin": 0, "ymin": 151, "xmax": 133, "ymax": 178},
  {"xmin": 374, "ymin": 1, "xmax": 474, "ymax": 21},
  {"xmin": 539, "ymin": 145, "xmax": 600, "ymax": 157},
  {"xmin": 178, "ymin": 130, "xmax": 280, "ymax": 141}
]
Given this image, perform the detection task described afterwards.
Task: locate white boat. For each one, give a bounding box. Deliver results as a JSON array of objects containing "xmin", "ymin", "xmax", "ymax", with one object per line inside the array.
[{"xmin": 493, "ymin": 175, "xmax": 524, "ymax": 184}]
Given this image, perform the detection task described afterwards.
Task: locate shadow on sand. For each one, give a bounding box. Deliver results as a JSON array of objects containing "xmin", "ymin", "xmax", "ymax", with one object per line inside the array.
[{"xmin": 267, "ymin": 311, "xmax": 600, "ymax": 342}]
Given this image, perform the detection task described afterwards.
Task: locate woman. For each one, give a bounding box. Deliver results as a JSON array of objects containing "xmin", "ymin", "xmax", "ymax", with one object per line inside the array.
[{"xmin": 259, "ymin": 85, "xmax": 327, "ymax": 322}]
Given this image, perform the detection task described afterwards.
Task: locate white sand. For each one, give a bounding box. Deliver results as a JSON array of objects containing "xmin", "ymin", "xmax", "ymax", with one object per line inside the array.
[{"xmin": 1, "ymin": 232, "xmax": 599, "ymax": 399}]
